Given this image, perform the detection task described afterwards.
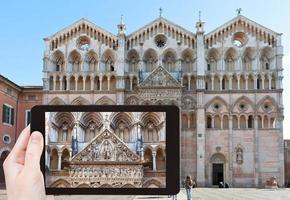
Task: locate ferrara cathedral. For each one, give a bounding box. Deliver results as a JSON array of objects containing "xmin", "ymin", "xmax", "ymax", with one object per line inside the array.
[{"xmin": 42, "ymin": 12, "xmax": 284, "ymax": 187}]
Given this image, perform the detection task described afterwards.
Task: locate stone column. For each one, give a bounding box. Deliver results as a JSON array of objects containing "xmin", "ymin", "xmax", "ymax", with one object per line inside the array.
[
  {"xmin": 246, "ymin": 116, "xmax": 248, "ymax": 129},
  {"xmin": 261, "ymin": 75, "xmax": 265, "ymax": 90},
  {"xmin": 129, "ymin": 76, "xmax": 133, "ymax": 91},
  {"xmin": 90, "ymin": 75, "xmax": 94, "ymax": 91},
  {"xmin": 221, "ymin": 115, "xmax": 223, "ymax": 129},
  {"xmin": 229, "ymin": 75, "xmax": 233, "ymax": 90},
  {"xmin": 268, "ymin": 75, "xmax": 272, "ymax": 90},
  {"xmin": 254, "ymin": 75, "xmax": 257, "ymax": 90},
  {"xmin": 53, "ymin": 75, "xmax": 56, "ymax": 91},
  {"xmin": 75, "ymin": 76, "xmax": 78, "ymax": 91},
  {"xmin": 211, "ymin": 116, "xmax": 214, "ymax": 129},
  {"xmin": 107, "ymin": 76, "xmax": 111, "ymax": 91},
  {"xmin": 219, "ymin": 76, "xmax": 223, "ymax": 90},
  {"xmin": 82, "ymin": 76, "xmax": 86, "ymax": 91},
  {"xmin": 187, "ymin": 113, "xmax": 191, "ymax": 129},
  {"xmin": 152, "ymin": 150, "xmax": 157, "ymax": 171},
  {"xmin": 237, "ymin": 75, "xmax": 240, "ymax": 90},
  {"xmin": 228, "ymin": 115, "xmax": 233, "ymax": 186},
  {"xmin": 60, "ymin": 77, "xmax": 63, "ymax": 90},
  {"xmin": 211, "ymin": 75, "xmax": 214, "ymax": 90},
  {"xmin": 188, "ymin": 75, "xmax": 191, "ymax": 91},
  {"xmin": 57, "ymin": 151, "xmax": 62, "ymax": 170},
  {"xmin": 245, "ymin": 75, "xmax": 248, "ymax": 90},
  {"xmin": 238, "ymin": 116, "xmax": 240, "ymax": 129},
  {"xmin": 99, "ymin": 76, "xmax": 103, "ymax": 91}
]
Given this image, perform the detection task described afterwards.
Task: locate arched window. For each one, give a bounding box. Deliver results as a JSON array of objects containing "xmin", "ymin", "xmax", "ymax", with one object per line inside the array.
[
  {"xmin": 248, "ymin": 115, "xmax": 254, "ymax": 129},
  {"xmin": 233, "ymin": 115, "xmax": 238, "ymax": 129},
  {"xmin": 214, "ymin": 115, "xmax": 221, "ymax": 129},
  {"xmin": 207, "ymin": 116, "xmax": 212, "ymax": 129},
  {"xmin": 240, "ymin": 115, "xmax": 246, "ymax": 129},
  {"xmin": 223, "ymin": 115, "xmax": 229, "ymax": 129}
]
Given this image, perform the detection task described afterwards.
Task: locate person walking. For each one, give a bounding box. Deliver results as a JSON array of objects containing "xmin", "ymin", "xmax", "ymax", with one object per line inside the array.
[{"xmin": 184, "ymin": 175, "xmax": 193, "ymax": 200}]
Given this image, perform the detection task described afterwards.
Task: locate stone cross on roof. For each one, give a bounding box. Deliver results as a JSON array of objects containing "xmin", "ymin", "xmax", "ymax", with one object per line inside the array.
[
  {"xmin": 236, "ymin": 8, "xmax": 242, "ymax": 16},
  {"xmin": 159, "ymin": 7, "xmax": 163, "ymax": 17}
]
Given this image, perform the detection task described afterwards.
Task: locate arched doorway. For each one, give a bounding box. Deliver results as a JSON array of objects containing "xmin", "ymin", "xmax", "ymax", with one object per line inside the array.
[
  {"xmin": 50, "ymin": 149, "xmax": 58, "ymax": 170},
  {"xmin": 0, "ymin": 150, "xmax": 10, "ymax": 187},
  {"xmin": 144, "ymin": 148, "xmax": 153, "ymax": 170},
  {"xmin": 210, "ymin": 153, "xmax": 226, "ymax": 186},
  {"xmin": 61, "ymin": 149, "xmax": 70, "ymax": 170}
]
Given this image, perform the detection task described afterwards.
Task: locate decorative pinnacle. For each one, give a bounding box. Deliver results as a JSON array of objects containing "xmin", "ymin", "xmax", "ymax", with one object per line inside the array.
[
  {"xmin": 120, "ymin": 14, "xmax": 124, "ymax": 25},
  {"xmin": 236, "ymin": 8, "xmax": 242, "ymax": 16}
]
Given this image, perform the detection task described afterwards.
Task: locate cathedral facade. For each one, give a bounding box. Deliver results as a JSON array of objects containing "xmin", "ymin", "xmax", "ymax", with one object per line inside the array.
[{"xmin": 42, "ymin": 13, "xmax": 284, "ymax": 187}]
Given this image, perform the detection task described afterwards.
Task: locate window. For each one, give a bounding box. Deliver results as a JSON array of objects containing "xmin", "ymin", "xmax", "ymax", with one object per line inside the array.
[
  {"xmin": 207, "ymin": 63, "xmax": 211, "ymax": 71},
  {"xmin": 3, "ymin": 134, "xmax": 11, "ymax": 144},
  {"xmin": 25, "ymin": 110, "xmax": 31, "ymax": 126},
  {"xmin": 265, "ymin": 62, "xmax": 269, "ymax": 70},
  {"xmin": 27, "ymin": 95, "xmax": 36, "ymax": 101},
  {"xmin": 6, "ymin": 88, "xmax": 12, "ymax": 95},
  {"xmin": 2, "ymin": 104, "xmax": 14, "ymax": 125}
]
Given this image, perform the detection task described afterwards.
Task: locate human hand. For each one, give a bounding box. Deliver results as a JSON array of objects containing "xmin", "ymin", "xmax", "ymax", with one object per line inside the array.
[{"xmin": 3, "ymin": 126, "xmax": 54, "ymax": 200}]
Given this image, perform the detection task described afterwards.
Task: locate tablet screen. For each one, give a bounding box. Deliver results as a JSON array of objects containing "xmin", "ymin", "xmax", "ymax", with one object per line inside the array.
[{"xmin": 45, "ymin": 111, "xmax": 166, "ymax": 188}]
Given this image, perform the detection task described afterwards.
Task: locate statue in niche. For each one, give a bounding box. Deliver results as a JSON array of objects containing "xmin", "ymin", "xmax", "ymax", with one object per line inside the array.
[
  {"xmin": 236, "ymin": 147, "xmax": 243, "ymax": 164},
  {"xmin": 101, "ymin": 140, "xmax": 113, "ymax": 160}
]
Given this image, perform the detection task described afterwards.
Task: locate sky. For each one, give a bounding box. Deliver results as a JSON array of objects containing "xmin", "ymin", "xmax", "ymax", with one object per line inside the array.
[{"xmin": 0, "ymin": 0, "xmax": 289, "ymax": 138}]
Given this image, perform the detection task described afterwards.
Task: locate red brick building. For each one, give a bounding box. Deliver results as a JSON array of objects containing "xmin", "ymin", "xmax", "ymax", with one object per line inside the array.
[{"xmin": 0, "ymin": 74, "xmax": 42, "ymax": 187}]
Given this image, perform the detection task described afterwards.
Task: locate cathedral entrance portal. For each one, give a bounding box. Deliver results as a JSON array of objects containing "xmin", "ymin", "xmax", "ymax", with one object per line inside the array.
[{"xmin": 212, "ymin": 163, "xmax": 223, "ymax": 185}]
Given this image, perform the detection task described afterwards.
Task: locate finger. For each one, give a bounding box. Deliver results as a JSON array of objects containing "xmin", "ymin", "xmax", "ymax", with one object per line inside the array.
[
  {"xmin": 7, "ymin": 125, "xmax": 30, "ymax": 162},
  {"xmin": 24, "ymin": 131, "xmax": 44, "ymax": 171}
]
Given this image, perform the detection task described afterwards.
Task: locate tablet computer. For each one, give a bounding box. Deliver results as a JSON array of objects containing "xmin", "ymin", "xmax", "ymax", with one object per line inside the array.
[{"xmin": 31, "ymin": 105, "xmax": 180, "ymax": 195}]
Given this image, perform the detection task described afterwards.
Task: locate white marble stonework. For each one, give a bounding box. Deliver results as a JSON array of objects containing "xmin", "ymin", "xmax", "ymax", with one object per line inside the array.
[{"xmin": 42, "ymin": 13, "xmax": 284, "ymax": 187}]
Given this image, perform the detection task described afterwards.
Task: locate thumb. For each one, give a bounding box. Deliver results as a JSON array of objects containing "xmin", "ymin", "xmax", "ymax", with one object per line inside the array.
[{"xmin": 24, "ymin": 131, "xmax": 44, "ymax": 171}]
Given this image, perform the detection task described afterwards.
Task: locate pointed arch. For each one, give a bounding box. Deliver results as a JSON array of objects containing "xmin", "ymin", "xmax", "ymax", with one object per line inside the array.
[
  {"xmin": 95, "ymin": 96, "xmax": 116, "ymax": 105},
  {"xmin": 205, "ymin": 96, "xmax": 229, "ymax": 111},
  {"xmin": 257, "ymin": 95, "xmax": 278, "ymax": 111},
  {"xmin": 71, "ymin": 96, "xmax": 90, "ymax": 105},
  {"xmin": 231, "ymin": 95, "xmax": 255, "ymax": 112},
  {"xmin": 48, "ymin": 97, "xmax": 66, "ymax": 105},
  {"xmin": 110, "ymin": 112, "xmax": 134, "ymax": 129}
]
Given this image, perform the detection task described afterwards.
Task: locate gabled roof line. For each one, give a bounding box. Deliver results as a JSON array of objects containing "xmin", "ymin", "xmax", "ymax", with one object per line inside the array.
[
  {"xmin": 45, "ymin": 18, "xmax": 117, "ymax": 41},
  {"xmin": 205, "ymin": 15, "xmax": 279, "ymax": 38},
  {"xmin": 126, "ymin": 17, "xmax": 196, "ymax": 39}
]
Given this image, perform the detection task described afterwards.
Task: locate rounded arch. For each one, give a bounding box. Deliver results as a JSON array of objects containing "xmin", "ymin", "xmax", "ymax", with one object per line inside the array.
[
  {"xmin": 210, "ymin": 153, "xmax": 226, "ymax": 163},
  {"xmin": 95, "ymin": 96, "xmax": 116, "ymax": 105},
  {"xmin": 48, "ymin": 97, "xmax": 66, "ymax": 105},
  {"xmin": 71, "ymin": 96, "xmax": 90, "ymax": 105},
  {"xmin": 181, "ymin": 48, "xmax": 195, "ymax": 61},
  {"xmin": 99, "ymin": 183, "xmax": 112, "ymax": 188},
  {"xmin": 121, "ymin": 184, "xmax": 136, "ymax": 188},
  {"xmin": 127, "ymin": 49, "xmax": 140, "ymax": 73},
  {"xmin": 0, "ymin": 147, "xmax": 11, "ymax": 158},
  {"xmin": 162, "ymin": 48, "xmax": 177, "ymax": 72},
  {"xmin": 207, "ymin": 48, "xmax": 219, "ymax": 61},
  {"xmin": 143, "ymin": 179, "xmax": 163, "ymax": 188},
  {"xmin": 260, "ymin": 46, "xmax": 274, "ymax": 60},
  {"xmin": 224, "ymin": 47, "xmax": 237, "ymax": 60},
  {"xmin": 84, "ymin": 50, "xmax": 98, "ymax": 72},
  {"xmin": 101, "ymin": 49, "xmax": 116, "ymax": 62},
  {"xmin": 61, "ymin": 148, "xmax": 70, "ymax": 170},
  {"xmin": 77, "ymin": 183, "xmax": 91, "ymax": 188},
  {"xmin": 68, "ymin": 50, "xmax": 81, "ymax": 72},
  {"xmin": 50, "ymin": 179, "xmax": 71, "ymax": 188},
  {"xmin": 143, "ymin": 48, "xmax": 158, "ymax": 72},
  {"xmin": 51, "ymin": 50, "xmax": 65, "ymax": 72}
]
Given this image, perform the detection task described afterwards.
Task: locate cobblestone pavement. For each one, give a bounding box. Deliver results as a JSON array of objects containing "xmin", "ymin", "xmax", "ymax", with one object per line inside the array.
[{"xmin": 1, "ymin": 188, "xmax": 290, "ymax": 200}]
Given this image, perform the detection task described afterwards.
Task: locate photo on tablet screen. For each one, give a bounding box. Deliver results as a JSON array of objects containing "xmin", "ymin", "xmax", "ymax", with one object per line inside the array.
[{"xmin": 45, "ymin": 111, "xmax": 166, "ymax": 188}]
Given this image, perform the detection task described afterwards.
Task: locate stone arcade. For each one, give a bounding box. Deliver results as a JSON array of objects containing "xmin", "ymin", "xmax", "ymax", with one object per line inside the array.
[{"xmin": 43, "ymin": 12, "xmax": 284, "ymax": 187}]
